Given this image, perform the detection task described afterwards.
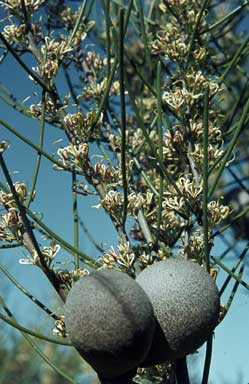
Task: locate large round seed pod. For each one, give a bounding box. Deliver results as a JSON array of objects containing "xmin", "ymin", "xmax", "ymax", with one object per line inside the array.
[
  {"xmin": 136, "ymin": 258, "xmax": 220, "ymax": 365},
  {"xmin": 64, "ymin": 269, "xmax": 155, "ymax": 379}
]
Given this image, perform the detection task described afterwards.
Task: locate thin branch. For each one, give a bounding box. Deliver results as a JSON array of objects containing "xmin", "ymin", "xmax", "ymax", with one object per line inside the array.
[
  {"xmin": 26, "ymin": 91, "xmax": 46, "ymax": 208},
  {"xmin": 185, "ymin": 0, "xmax": 210, "ymax": 70},
  {"xmin": 0, "ymin": 262, "xmax": 60, "ymax": 321},
  {"xmin": 200, "ymin": 1, "xmax": 249, "ymax": 35},
  {"xmin": 119, "ymin": 8, "xmax": 128, "ymax": 232},
  {"xmin": 0, "ymin": 311, "xmax": 71, "ymax": 346},
  {"xmin": 219, "ymin": 243, "xmax": 249, "ymax": 296},
  {"xmin": 79, "ymin": 217, "xmax": 104, "ymax": 253},
  {"xmin": 201, "ymin": 337, "xmax": 213, "ymax": 384},
  {"xmin": 208, "ymin": 94, "xmax": 249, "ymax": 199},
  {"xmin": 0, "ymin": 31, "xmax": 49, "ymax": 91},
  {"xmin": 72, "ymin": 172, "xmax": 79, "ymax": 270},
  {"xmin": 0, "ymin": 297, "xmax": 78, "ymax": 384},
  {"xmin": 0, "ymin": 119, "xmax": 74, "ymax": 173},
  {"xmin": 212, "ymin": 255, "xmax": 249, "ymax": 290},
  {"xmin": 67, "ymin": 0, "xmax": 88, "ymax": 48},
  {"xmin": 203, "ymin": 85, "xmax": 210, "ymax": 272},
  {"xmin": 155, "ymin": 61, "xmax": 164, "ymax": 247},
  {"xmin": 225, "ymin": 264, "xmax": 245, "ymax": 313},
  {"xmin": 0, "ymin": 153, "xmax": 66, "ymax": 302},
  {"xmin": 175, "ymin": 357, "xmax": 190, "ymax": 384}
]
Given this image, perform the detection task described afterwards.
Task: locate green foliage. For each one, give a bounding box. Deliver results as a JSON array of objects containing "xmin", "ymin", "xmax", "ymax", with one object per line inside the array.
[
  {"xmin": 0, "ymin": 0, "xmax": 249, "ymax": 383},
  {"xmin": 0, "ymin": 334, "xmax": 97, "ymax": 384}
]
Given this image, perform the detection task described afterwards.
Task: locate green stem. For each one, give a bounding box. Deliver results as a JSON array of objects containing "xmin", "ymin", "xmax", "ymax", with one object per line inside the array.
[
  {"xmin": 132, "ymin": 157, "xmax": 159, "ymax": 196},
  {"xmin": 0, "ymin": 262, "xmax": 60, "ymax": 320},
  {"xmin": 0, "ymin": 181, "xmax": 106, "ymax": 268},
  {"xmin": 91, "ymin": 0, "xmax": 134, "ymax": 133},
  {"xmin": 26, "ymin": 91, "xmax": 46, "ymax": 208},
  {"xmin": 0, "ymin": 154, "xmax": 65, "ymax": 301},
  {"xmin": 134, "ymin": 0, "xmax": 152, "ymax": 72},
  {"xmin": 119, "ymin": 8, "xmax": 128, "ymax": 232},
  {"xmin": 27, "ymin": 208, "xmax": 98, "ymax": 267},
  {"xmin": 212, "ymin": 255, "xmax": 249, "ymax": 290},
  {"xmin": 225, "ymin": 265, "xmax": 244, "ymax": 313},
  {"xmin": 72, "ymin": 172, "xmax": 79, "ymax": 270},
  {"xmin": 185, "ymin": 0, "xmax": 210, "ymax": 70},
  {"xmin": 125, "ymin": 77, "xmax": 190, "ymax": 207},
  {"xmin": 212, "ymin": 206, "xmax": 249, "ymax": 238},
  {"xmin": 79, "ymin": 217, "xmax": 104, "ymax": 253},
  {"xmin": 0, "ymin": 84, "xmax": 31, "ymax": 116},
  {"xmin": 0, "ymin": 297, "xmax": 78, "ymax": 384},
  {"xmin": 201, "ymin": 1, "xmax": 249, "ymax": 35},
  {"xmin": 0, "ymin": 31, "xmax": 49, "ymax": 91},
  {"xmin": 111, "ymin": 0, "xmax": 155, "ymax": 25},
  {"xmin": 203, "ymin": 85, "xmax": 210, "ymax": 272},
  {"xmin": 67, "ymin": 0, "xmax": 88, "ymax": 48},
  {"xmin": 0, "ymin": 311, "xmax": 72, "ymax": 346},
  {"xmin": 105, "ymin": 0, "xmax": 111, "ymax": 77},
  {"xmin": 155, "ymin": 61, "xmax": 163, "ymax": 247},
  {"xmin": 219, "ymin": 244, "xmax": 249, "ymax": 296},
  {"xmin": 0, "ymin": 119, "xmax": 74, "ymax": 173},
  {"xmin": 218, "ymin": 37, "xmax": 249, "ymax": 86},
  {"xmin": 208, "ymin": 94, "xmax": 249, "ymax": 199}
]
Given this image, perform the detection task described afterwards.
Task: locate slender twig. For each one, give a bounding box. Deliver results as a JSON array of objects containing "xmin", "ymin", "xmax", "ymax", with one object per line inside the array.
[
  {"xmin": 0, "ymin": 119, "xmax": 74, "ymax": 173},
  {"xmin": 0, "ymin": 154, "xmax": 66, "ymax": 301},
  {"xmin": 0, "ymin": 31, "xmax": 49, "ymax": 91},
  {"xmin": 175, "ymin": 357, "xmax": 190, "ymax": 384},
  {"xmin": 110, "ymin": 0, "xmax": 155, "ymax": 25},
  {"xmin": 203, "ymin": 85, "xmax": 210, "ymax": 272},
  {"xmin": 20, "ymin": 0, "xmax": 31, "ymax": 31},
  {"xmin": 200, "ymin": 1, "xmax": 249, "ymax": 35},
  {"xmin": 0, "ymin": 243, "xmax": 20, "ymax": 249},
  {"xmin": 0, "ymin": 262, "xmax": 60, "ymax": 321},
  {"xmin": 225, "ymin": 265, "xmax": 245, "ymax": 313},
  {"xmin": 67, "ymin": 0, "xmax": 88, "ymax": 48},
  {"xmin": 79, "ymin": 217, "xmax": 104, "ymax": 253},
  {"xmin": 212, "ymin": 255, "xmax": 249, "ymax": 290},
  {"xmin": 218, "ymin": 37, "xmax": 249, "ymax": 86},
  {"xmin": 137, "ymin": 209, "xmax": 154, "ymax": 245},
  {"xmin": 104, "ymin": 0, "xmax": 111, "ymax": 77},
  {"xmin": 125, "ymin": 76, "xmax": 191, "ymax": 207},
  {"xmin": 0, "ymin": 84, "xmax": 32, "ymax": 117},
  {"xmin": 212, "ymin": 206, "xmax": 249, "ymax": 238},
  {"xmin": 72, "ymin": 172, "xmax": 79, "ymax": 270},
  {"xmin": 0, "ymin": 311, "xmax": 72, "ymax": 346},
  {"xmin": 63, "ymin": 65, "xmax": 80, "ymax": 107},
  {"xmin": 26, "ymin": 208, "xmax": 98, "ymax": 268},
  {"xmin": 202, "ymin": 86, "xmax": 213, "ymax": 384},
  {"xmin": 132, "ymin": 156, "xmax": 159, "ymax": 196},
  {"xmin": 26, "ymin": 91, "xmax": 46, "ymax": 208},
  {"xmin": 134, "ymin": 0, "xmax": 152, "ymax": 72},
  {"xmin": 125, "ymin": 52, "xmax": 178, "ymax": 123},
  {"xmin": 228, "ymin": 167, "xmax": 249, "ymax": 192},
  {"xmin": 201, "ymin": 337, "xmax": 213, "ymax": 384},
  {"xmin": 0, "ymin": 297, "xmax": 78, "ymax": 384},
  {"xmin": 219, "ymin": 243, "xmax": 249, "ymax": 296},
  {"xmin": 155, "ymin": 61, "xmax": 164, "ymax": 247},
  {"xmin": 90, "ymin": 0, "xmax": 134, "ymax": 133},
  {"xmin": 208, "ymin": 94, "xmax": 249, "ymax": 199},
  {"xmin": 119, "ymin": 8, "xmax": 128, "ymax": 232},
  {"xmin": 185, "ymin": 0, "xmax": 210, "ymax": 70}
]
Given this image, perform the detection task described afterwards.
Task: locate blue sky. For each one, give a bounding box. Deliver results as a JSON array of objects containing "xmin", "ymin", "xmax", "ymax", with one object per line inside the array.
[{"xmin": 0, "ymin": 3, "xmax": 249, "ymax": 384}]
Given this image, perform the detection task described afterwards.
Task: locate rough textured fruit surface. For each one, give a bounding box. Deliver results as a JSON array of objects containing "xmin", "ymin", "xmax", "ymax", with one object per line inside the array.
[
  {"xmin": 136, "ymin": 258, "xmax": 220, "ymax": 365},
  {"xmin": 64, "ymin": 269, "xmax": 155, "ymax": 379}
]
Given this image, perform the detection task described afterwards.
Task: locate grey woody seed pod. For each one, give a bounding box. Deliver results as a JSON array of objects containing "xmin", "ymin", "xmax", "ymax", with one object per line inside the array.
[
  {"xmin": 64, "ymin": 269, "xmax": 155, "ymax": 379},
  {"xmin": 136, "ymin": 258, "xmax": 220, "ymax": 365}
]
